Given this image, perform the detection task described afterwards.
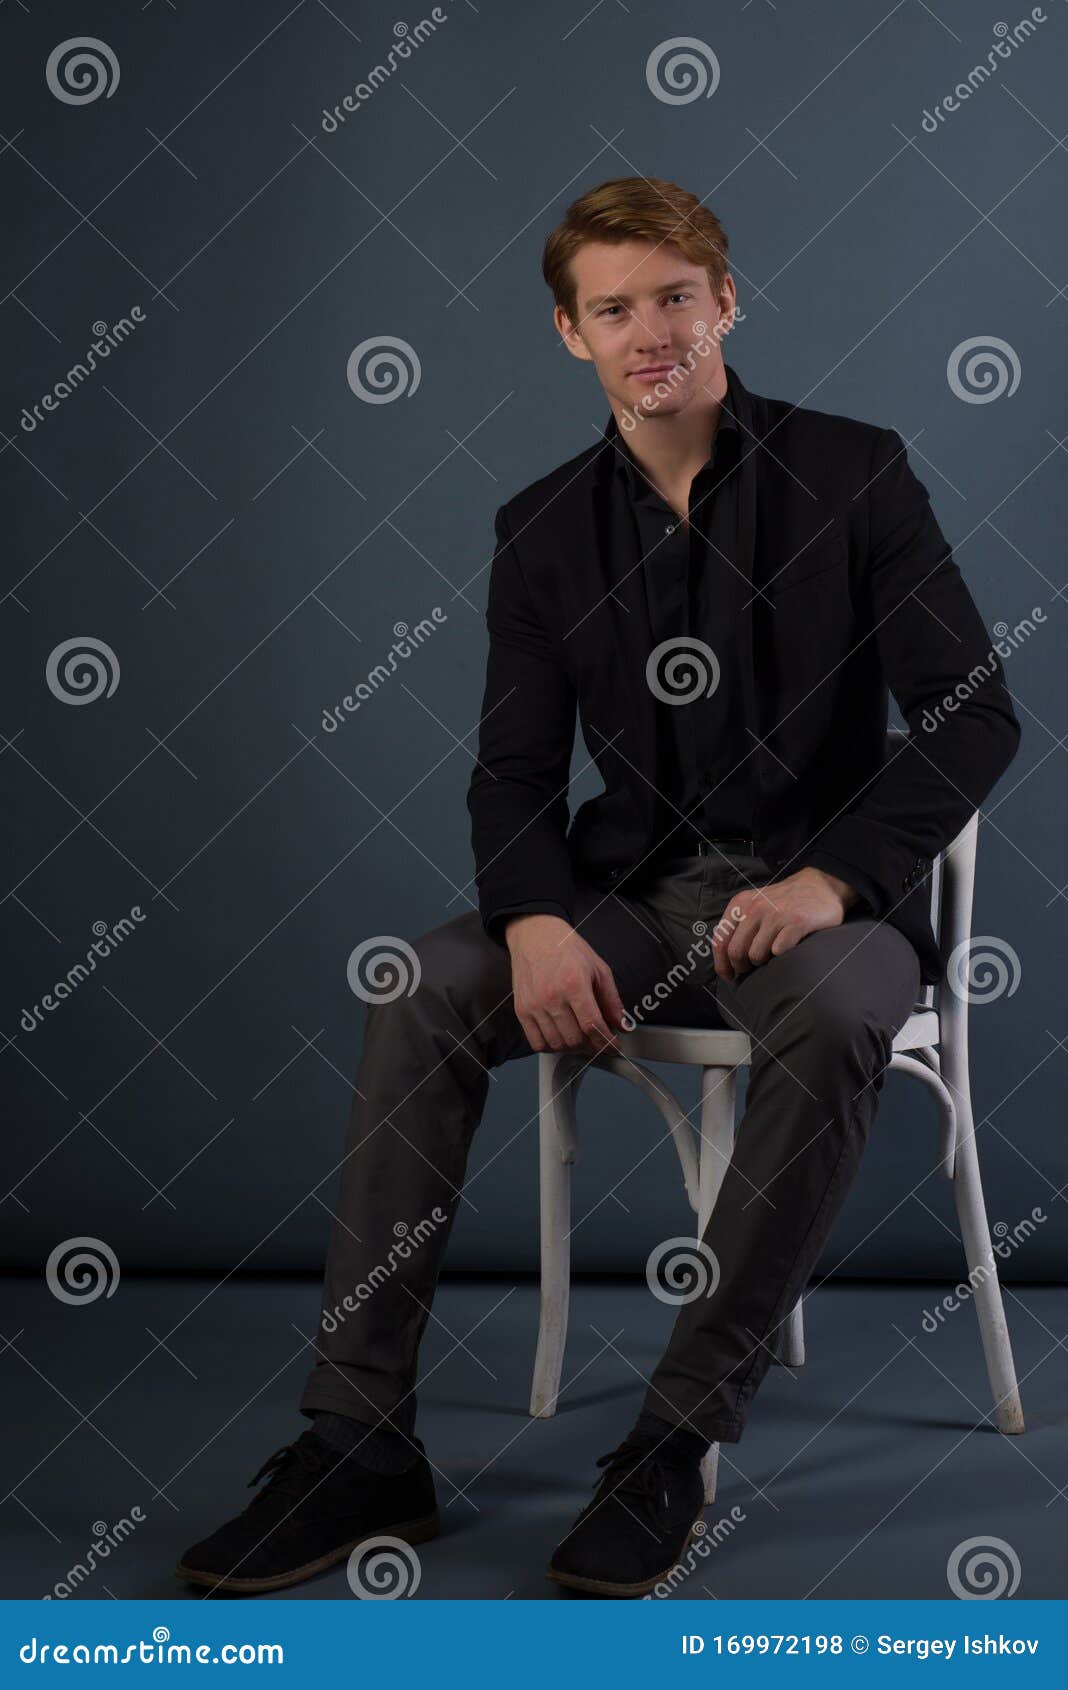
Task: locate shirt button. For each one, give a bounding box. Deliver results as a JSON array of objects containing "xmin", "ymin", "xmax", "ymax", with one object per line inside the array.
[{"xmin": 664, "ymin": 523, "xmax": 675, "ymax": 535}]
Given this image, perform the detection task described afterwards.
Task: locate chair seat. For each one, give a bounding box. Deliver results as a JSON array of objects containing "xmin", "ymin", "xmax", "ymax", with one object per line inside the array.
[
  {"xmin": 890, "ymin": 1007, "xmax": 940, "ymax": 1052},
  {"xmin": 613, "ymin": 1005, "xmax": 938, "ymax": 1068}
]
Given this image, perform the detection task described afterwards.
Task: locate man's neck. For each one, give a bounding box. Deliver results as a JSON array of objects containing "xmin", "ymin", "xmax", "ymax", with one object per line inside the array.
[{"xmin": 612, "ymin": 373, "xmax": 730, "ymax": 518}]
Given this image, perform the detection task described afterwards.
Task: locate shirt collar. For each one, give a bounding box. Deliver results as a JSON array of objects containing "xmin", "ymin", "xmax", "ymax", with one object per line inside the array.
[{"xmin": 610, "ymin": 363, "xmax": 741, "ymax": 501}]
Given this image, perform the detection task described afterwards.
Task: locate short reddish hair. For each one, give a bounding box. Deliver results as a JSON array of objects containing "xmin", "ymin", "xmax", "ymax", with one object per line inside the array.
[{"xmin": 542, "ymin": 176, "xmax": 730, "ymax": 327}]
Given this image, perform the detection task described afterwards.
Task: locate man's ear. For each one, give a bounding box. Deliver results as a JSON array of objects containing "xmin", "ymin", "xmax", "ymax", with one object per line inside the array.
[{"xmin": 554, "ymin": 306, "xmax": 593, "ymax": 363}]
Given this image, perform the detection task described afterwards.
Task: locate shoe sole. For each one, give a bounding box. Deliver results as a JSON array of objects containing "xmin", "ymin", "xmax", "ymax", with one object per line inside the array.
[
  {"xmin": 545, "ymin": 1515, "xmax": 707, "ymax": 1598},
  {"xmin": 173, "ymin": 1509, "xmax": 440, "ymax": 1594}
]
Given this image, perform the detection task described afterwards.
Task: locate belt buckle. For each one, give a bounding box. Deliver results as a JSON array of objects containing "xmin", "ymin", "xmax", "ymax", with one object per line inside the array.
[{"xmin": 699, "ymin": 835, "xmax": 755, "ymax": 857}]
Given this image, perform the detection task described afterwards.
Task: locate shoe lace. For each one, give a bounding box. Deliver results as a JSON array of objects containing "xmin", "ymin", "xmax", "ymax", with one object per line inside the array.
[
  {"xmin": 245, "ymin": 1434, "xmax": 326, "ymax": 1508},
  {"xmin": 589, "ymin": 1434, "xmax": 671, "ymax": 1527}
]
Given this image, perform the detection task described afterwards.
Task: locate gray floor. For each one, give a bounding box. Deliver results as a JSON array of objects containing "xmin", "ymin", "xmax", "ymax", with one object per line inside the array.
[{"xmin": 2, "ymin": 1275, "xmax": 1065, "ymax": 1600}]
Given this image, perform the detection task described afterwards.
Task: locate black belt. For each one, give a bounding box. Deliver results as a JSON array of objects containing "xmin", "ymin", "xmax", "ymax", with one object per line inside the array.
[{"xmin": 654, "ymin": 832, "xmax": 758, "ymax": 861}]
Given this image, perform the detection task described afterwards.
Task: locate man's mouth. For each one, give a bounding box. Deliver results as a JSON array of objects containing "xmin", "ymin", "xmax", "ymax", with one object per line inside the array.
[{"xmin": 629, "ymin": 362, "xmax": 682, "ymax": 379}]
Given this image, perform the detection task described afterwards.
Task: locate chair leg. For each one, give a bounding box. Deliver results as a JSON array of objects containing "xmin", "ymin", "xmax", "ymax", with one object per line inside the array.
[
  {"xmin": 779, "ymin": 1293, "xmax": 806, "ymax": 1368},
  {"xmin": 530, "ymin": 1052, "xmax": 575, "ymax": 1418},
  {"xmin": 699, "ymin": 1442, "xmax": 719, "ymax": 1506},
  {"xmin": 952, "ymin": 1089, "xmax": 1026, "ymax": 1434},
  {"xmin": 696, "ymin": 1066, "xmax": 738, "ymax": 1505}
]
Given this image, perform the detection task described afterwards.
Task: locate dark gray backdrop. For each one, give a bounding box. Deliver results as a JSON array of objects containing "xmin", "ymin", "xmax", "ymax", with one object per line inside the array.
[{"xmin": 2, "ymin": 0, "xmax": 1064, "ymax": 1280}]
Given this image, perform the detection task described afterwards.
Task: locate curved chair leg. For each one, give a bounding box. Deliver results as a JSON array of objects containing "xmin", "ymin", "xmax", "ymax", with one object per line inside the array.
[
  {"xmin": 697, "ymin": 1066, "xmax": 738, "ymax": 1505},
  {"xmin": 530, "ymin": 1052, "xmax": 579, "ymax": 1418},
  {"xmin": 952, "ymin": 1086, "xmax": 1026, "ymax": 1434}
]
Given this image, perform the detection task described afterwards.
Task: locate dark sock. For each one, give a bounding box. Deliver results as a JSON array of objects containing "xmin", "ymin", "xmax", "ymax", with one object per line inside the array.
[
  {"xmin": 632, "ymin": 1407, "xmax": 709, "ymax": 1467},
  {"xmin": 313, "ymin": 1410, "xmax": 421, "ymax": 1474}
]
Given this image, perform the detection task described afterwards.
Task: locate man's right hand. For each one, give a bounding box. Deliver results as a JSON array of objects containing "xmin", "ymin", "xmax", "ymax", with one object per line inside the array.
[{"xmin": 504, "ymin": 914, "xmax": 627, "ymax": 1056}]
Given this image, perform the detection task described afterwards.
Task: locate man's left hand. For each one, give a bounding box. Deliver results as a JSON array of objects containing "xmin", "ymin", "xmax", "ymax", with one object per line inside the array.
[{"xmin": 711, "ymin": 867, "xmax": 860, "ymax": 982}]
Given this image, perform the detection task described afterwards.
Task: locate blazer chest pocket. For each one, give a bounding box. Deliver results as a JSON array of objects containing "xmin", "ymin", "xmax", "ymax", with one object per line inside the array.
[
  {"xmin": 762, "ymin": 527, "xmax": 853, "ymax": 699},
  {"xmin": 764, "ymin": 527, "xmax": 848, "ymax": 597}
]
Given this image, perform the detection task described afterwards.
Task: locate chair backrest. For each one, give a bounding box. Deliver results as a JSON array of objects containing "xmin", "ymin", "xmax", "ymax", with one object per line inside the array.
[{"xmin": 886, "ymin": 728, "xmax": 978, "ymax": 1015}]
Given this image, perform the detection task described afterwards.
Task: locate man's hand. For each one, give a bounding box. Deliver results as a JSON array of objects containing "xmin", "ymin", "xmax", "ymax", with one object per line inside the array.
[
  {"xmin": 712, "ymin": 867, "xmax": 860, "ymax": 982},
  {"xmin": 505, "ymin": 913, "xmax": 628, "ymax": 1055}
]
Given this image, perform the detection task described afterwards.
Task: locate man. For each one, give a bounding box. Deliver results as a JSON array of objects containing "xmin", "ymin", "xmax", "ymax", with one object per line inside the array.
[{"xmin": 176, "ymin": 177, "xmax": 1020, "ymax": 1598}]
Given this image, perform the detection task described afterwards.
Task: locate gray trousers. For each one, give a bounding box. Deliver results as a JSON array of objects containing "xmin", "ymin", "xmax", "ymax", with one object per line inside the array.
[{"xmin": 299, "ymin": 849, "xmax": 920, "ymax": 1446}]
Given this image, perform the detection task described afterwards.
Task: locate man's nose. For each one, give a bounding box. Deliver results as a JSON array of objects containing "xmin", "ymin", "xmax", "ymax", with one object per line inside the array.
[{"xmin": 632, "ymin": 312, "xmax": 672, "ymax": 348}]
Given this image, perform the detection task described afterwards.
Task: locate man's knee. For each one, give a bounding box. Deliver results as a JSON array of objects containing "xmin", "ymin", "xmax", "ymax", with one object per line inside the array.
[
  {"xmin": 736, "ymin": 926, "xmax": 915, "ymax": 1058},
  {"xmin": 358, "ymin": 911, "xmax": 509, "ymax": 1025}
]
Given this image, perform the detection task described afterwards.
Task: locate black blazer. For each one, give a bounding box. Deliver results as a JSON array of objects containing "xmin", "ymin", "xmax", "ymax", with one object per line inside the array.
[{"xmin": 467, "ymin": 364, "xmax": 1021, "ymax": 984}]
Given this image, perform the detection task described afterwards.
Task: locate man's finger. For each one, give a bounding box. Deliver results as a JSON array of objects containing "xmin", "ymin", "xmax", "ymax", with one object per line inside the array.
[
  {"xmin": 770, "ymin": 921, "xmax": 805, "ymax": 957},
  {"xmin": 597, "ymin": 966, "xmax": 628, "ymax": 1033},
  {"xmin": 747, "ymin": 913, "xmax": 788, "ymax": 968},
  {"xmin": 573, "ymin": 987, "xmax": 619, "ymax": 1052},
  {"xmin": 726, "ymin": 908, "xmax": 765, "ymax": 972}
]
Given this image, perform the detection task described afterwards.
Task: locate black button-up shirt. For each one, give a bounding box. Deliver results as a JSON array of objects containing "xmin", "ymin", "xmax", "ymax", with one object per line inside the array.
[{"xmin": 609, "ymin": 385, "xmax": 753, "ymax": 861}]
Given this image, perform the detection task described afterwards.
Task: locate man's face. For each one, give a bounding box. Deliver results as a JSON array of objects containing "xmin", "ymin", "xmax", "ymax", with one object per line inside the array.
[{"xmin": 554, "ymin": 238, "xmax": 736, "ymax": 416}]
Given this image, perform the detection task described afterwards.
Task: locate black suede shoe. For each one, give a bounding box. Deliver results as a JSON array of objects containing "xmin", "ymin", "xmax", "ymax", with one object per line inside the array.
[
  {"xmin": 546, "ymin": 1431, "xmax": 707, "ymax": 1597},
  {"xmin": 174, "ymin": 1428, "xmax": 438, "ymax": 1594}
]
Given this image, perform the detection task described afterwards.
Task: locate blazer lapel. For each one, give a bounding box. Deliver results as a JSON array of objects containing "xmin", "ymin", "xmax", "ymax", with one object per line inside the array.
[{"xmin": 726, "ymin": 364, "xmax": 761, "ymax": 758}]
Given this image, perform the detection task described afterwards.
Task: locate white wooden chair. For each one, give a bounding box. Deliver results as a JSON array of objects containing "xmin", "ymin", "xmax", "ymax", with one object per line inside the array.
[{"xmin": 529, "ymin": 741, "xmax": 1026, "ymax": 1503}]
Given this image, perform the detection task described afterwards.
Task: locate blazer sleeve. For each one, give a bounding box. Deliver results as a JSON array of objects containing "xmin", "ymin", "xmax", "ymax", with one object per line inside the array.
[
  {"xmin": 798, "ymin": 426, "xmax": 1022, "ymax": 914},
  {"xmin": 467, "ymin": 503, "xmax": 578, "ymax": 947}
]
